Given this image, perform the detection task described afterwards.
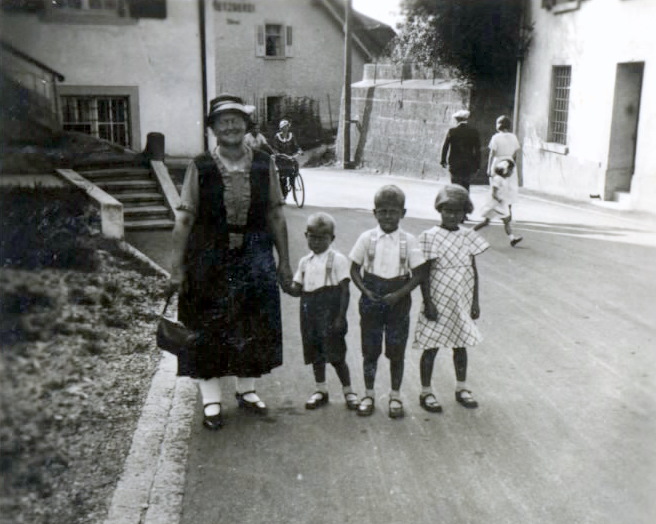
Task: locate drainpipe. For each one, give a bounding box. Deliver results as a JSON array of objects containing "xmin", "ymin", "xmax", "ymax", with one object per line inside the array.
[
  {"xmin": 198, "ymin": 0, "xmax": 209, "ymax": 151},
  {"xmin": 342, "ymin": 0, "xmax": 353, "ymax": 169},
  {"xmin": 513, "ymin": 57, "xmax": 522, "ymax": 135}
]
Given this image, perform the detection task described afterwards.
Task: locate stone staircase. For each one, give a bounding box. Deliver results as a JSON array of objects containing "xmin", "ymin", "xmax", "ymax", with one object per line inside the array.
[{"xmin": 77, "ymin": 165, "xmax": 175, "ymax": 230}]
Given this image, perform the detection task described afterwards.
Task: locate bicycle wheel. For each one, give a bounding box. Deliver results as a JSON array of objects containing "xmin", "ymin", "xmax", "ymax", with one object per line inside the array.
[{"xmin": 292, "ymin": 171, "xmax": 305, "ymax": 208}]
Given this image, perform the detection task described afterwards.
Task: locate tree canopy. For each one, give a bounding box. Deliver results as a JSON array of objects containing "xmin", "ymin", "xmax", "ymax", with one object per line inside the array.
[{"xmin": 392, "ymin": 0, "xmax": 528, "ymax": 84}]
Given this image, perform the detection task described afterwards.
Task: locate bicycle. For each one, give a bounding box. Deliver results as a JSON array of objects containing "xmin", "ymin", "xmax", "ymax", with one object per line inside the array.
[{"xmin": 274, "ymin": 153, "xmax": 305, "ymax": 208}]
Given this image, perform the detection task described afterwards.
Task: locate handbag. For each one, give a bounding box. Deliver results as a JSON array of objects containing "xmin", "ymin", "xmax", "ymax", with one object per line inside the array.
[{"xmin": 156, "ymin": 291, "xmax": 195, "ymax": 357}]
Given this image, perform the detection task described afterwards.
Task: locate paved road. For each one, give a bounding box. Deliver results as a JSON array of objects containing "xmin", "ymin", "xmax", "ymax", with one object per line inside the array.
[{"xmin": 128, "ymin": 167, "xmax": 656, "ymax": 524}]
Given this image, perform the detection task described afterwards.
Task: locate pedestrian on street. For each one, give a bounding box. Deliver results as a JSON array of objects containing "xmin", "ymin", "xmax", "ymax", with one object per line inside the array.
[
  {"xmin": 349, "ymin": 185, "xmax": 427, "ymax": 419},
  {"xmin": 244, "ymin": 121, "xmax": 273, "ymax": 154},
  {"xmin": 440, "ymin": 109, "xmax": 482, "ymax": 193},
  {"xmin": 289, "ymin": 212, "xmax": 360, "ymax": 411},
  {"xmin": 169, "ymin": 93, "xmax": 293, "ymax": 430},
  {"xmin": 413, "ymin": 184, "xmax": 489, "ymax": 412},
  {"xmin": 487, "ymin": 114, "xmax": 521, "ymax": 226},
  {"xmin": 473, "ymin": 158, "xmax": 523, "ymax": 247}
]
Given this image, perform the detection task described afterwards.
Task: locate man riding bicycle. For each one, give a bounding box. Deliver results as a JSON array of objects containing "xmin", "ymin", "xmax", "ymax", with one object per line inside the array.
[{"xmin": 272, "ymin": 119, "xmax": 302, "ymax": 198}]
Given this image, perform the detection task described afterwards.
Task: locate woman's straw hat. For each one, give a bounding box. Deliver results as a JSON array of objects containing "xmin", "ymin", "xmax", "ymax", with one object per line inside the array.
[{"xmin": 207, "ymin": 93, "xmax": 255, "ymax": 126}]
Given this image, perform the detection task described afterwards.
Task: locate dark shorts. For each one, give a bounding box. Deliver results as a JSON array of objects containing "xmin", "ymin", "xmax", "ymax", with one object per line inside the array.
[
  {"xmin": 300, "ymin": 285, "xmax": 347, "ymax": 365},
  {"xmin": 358, "ymin": 273, "xmax": 412, "ymax": 362}
]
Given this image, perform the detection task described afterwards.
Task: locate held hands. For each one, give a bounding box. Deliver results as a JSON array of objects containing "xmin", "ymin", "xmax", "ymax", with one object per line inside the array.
[
  {"xmin": 423, "ymin": 300, "xmax": 438, "ymax": 321},
  {"xmin": 470, "ymin": 301, "xmax": 480, "ymax": 320},
  {"xmin": 277, "ymin": 262, "xmax": 294, "ymax": 294}
]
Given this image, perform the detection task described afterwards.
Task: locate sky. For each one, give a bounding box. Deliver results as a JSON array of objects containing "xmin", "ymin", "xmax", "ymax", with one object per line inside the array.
[{"xmin": 352, "ymin": 0, "xmax": 404, "ymax": 29}]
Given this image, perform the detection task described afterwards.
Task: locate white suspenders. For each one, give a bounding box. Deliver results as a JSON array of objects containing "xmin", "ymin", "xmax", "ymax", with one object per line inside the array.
[
  {"xmin": 301, "ymin": 250, "xmax": 336, "ymax": 289},
  {"xmin": 366, "ymin": 231, "xmax": 408, "ymax": 276},
  {"xmin": 324, "ymin": 250, "xmax": 335, "ymax": 286}
]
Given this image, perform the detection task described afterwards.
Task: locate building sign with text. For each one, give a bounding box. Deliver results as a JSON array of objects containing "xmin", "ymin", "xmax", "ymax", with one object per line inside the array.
[{"xmin": 213, "ymin": 1, "xmax": 255, "ymax": 12}]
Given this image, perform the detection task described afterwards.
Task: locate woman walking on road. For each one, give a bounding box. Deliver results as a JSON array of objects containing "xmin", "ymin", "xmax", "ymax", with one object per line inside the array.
[
  {"xmin": 169, "ymin": 94, "xmax": 293, "ymax": 430},
  {"xmin": 486, "ymin": 115, "xmax": 522, "ymax": 238}
]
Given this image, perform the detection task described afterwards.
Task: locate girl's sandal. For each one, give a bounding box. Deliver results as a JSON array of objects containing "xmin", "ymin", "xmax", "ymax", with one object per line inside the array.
[
  {"xmin": 388, "ymin": 398, "xmax": 405, "ymax": 419},
  {"xmin": 305, "ymin": 391, "xmax": 329, "ymax": 410},
  {"xmin": 344, "ymin": 392, "xmax": 360, "ymax": 410},
  {"xmin": 419, "ymin": 393, "xmax": 443, "ymax": 413},
  {"xmin": 455, "ymin": 389, "xmax": 479, "ymax": 409}
]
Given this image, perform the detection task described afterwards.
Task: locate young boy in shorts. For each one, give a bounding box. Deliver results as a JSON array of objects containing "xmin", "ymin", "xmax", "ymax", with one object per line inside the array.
[{"xmin": 349, "ymin": 185, "xmax": 427, "ymax": 418}]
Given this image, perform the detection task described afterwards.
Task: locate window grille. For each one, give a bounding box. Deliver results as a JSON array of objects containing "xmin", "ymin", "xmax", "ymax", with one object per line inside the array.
[
  {"xmin": 61, "ymin": 95, "xmax": 131, "ymax": 147},
  {"xmin": 548, "ymin": 66, "xmax": 571, "ymax": 145}
]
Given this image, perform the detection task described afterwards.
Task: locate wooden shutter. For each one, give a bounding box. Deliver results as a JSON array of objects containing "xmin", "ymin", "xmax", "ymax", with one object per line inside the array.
[
  {"xmin": 255, "ymin": 25, "xmax": 265, "ymax": 57},
  {"xmin": 129, "ymin": 0, "xmax": 167, "ymax": 19},
  {"xmin": 285, "ymin": 25, "xmax": 294, "ymax": 57}
]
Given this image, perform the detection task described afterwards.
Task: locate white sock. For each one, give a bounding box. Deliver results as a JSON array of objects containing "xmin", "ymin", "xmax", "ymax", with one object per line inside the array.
[
  {"xmin": 316, "ymin": 382, "xmax": 328, "ymax": 393},
  {"xmin": 456, "ymin": 381, "xmax": 467, "ymax": 392},
  {"xmin": 236, "ymin": 377, "xmax": 261, "ymax": 403},
  {"xmin": 198, "ymin": 378, "xmax": 222, "ymax": 416}
]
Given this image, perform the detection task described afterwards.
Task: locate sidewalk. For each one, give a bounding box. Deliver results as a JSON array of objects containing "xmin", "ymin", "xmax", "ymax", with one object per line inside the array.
[{"xmin": 107, "ymin": 168, "xmax": 656, "ymax": 524}]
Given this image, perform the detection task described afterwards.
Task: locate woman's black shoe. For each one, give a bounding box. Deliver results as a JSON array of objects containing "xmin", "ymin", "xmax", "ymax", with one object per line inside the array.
[
  {"xmin": 235, "ymin": 391, "xmax": 268, "ymax": 414},
  {"xmin": 203, "ymin": 402, "xmax": 224, "ymax": 430}
]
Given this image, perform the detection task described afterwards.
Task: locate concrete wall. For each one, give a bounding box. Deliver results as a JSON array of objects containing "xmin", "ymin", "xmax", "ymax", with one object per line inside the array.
[
  {"xmin": 337, "ymin": 65, "xmax": 470, "ymax": 180},
  {"xmin": 213, "ymin": 0, "xmax": 367, "ymax": 132},
  {"xmin": 519, "ymin": 0, "xmax": 656, "ymax": 212},
  {"xmin": 0, "ymin": 2, "xmax": 207, "ymax": 157}
]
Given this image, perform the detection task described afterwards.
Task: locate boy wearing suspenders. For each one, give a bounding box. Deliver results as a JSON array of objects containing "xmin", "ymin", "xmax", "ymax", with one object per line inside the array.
[
  {"xmin": 290, "ymin": 213, "xmax": 359, "ymax": 410},
  {"xmin": 349, "ymin": 186, "xmax": 427, "ymax": 418}
]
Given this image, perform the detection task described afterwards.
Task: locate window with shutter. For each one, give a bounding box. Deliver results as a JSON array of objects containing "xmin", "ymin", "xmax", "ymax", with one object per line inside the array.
[
  {"xmin": 265, "ymin": 24, "xmax": 284, "ymax": 57},
  {"xmin": 285, "ymin": 25, "xmax": 294, "ymax": 57},
  {"xmin": 255, "ymin": 25, "xmax": 265, "ymax": 57}
]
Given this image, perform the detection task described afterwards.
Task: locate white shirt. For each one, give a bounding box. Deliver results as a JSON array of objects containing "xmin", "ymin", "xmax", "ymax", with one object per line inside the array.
[
  {"xmin": 349, "ymin": 227, "xmax": 425, "ymax": 279},
  {"xmin": 293, "ymin": 248, "xmax": 350, "ymax": 292}
]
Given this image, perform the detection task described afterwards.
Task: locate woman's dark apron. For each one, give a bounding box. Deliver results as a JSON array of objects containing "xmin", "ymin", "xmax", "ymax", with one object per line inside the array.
[{"xmin": 177, "ymin": 150, "xmax": 283, "ymax": 379}]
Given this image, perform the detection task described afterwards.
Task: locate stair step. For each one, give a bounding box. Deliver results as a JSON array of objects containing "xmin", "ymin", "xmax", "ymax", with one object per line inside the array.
[
  {"xmin": 125, "ymin": 218, "xmax": 175, "ymax": 231},
  {"xmin": 124, "ymin": 205, "xmax": 170, "ymax": 217},
  {"xmin": 613, "ymin": 191, "xmax": 632, "ymax": 209},
  {"xmin": 117, "ymin": 192, "xmax": 164, "ymax": 204},
  {"xmin": 96, "ymin": 179, "xmax": 158, "ymax": 191},
  {"xmin": 79, "ymin": 168, "xmax": 152, "ymax": 181}
]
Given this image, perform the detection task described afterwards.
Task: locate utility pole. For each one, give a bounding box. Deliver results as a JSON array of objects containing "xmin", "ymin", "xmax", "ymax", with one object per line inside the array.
[{"xmin": 343, "ymin": 0, "xmax": 353, "ymax": 169}]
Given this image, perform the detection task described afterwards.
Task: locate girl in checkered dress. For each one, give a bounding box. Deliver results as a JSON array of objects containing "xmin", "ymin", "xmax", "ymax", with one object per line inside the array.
[{"xmin": 413, "ymin": 184, "xmax": 489, "ymax": 412}]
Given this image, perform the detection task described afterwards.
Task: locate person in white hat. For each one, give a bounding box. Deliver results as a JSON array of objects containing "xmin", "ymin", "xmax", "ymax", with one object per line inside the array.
[
  {"xmin": 440, "ymin": 109, "xmax": 481, "ymax": 194},
  {"xmin": 169, "ymin": 93, "xmax": 293, "ymax": 430},
  {"xmin": 272, "ymin": 119, "xmax": 303, "ymax": 198}
]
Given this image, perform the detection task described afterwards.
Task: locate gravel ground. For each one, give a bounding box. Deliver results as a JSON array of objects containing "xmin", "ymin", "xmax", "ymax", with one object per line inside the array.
[{"xmin": 0, "ymin": 245, "xmax": 166, "ymax": 524}]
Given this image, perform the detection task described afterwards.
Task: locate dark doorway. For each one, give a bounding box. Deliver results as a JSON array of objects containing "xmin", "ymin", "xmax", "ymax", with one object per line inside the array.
[{"xmin": 605, "ymin": 62, "xmax": 644, "ymax": 200}]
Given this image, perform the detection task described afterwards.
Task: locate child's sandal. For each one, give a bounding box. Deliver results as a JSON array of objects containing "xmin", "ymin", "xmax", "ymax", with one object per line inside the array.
[
  {"xmin": 388, "ymin": 398, "xmax": 404, "ymax": 419},
  {"xmin": 455, "ymin": 389, "xmax": 478, "ymax": 409},
  {"xmin": 344, "ymin": 392, "xmax": 359, "ymax": 410},
  {"xmin": 305, "ymin": 391, "xmax": 329, "ymax": 410},
  {"xmin": 419, "ymin": 393, "xmax": 443, "ymax": 413},
  {"xmin": 357, "ymin": 396, "xmax": 375, "ymax": 417}
]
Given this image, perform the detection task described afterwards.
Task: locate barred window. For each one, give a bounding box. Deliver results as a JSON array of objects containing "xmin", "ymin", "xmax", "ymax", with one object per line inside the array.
[
  {"xmin": 61, "ymin": 95, "xmax": 131, "ymax": 147},
  {"xmin": 548, "ymin": 66, "xmax": 571, "ymax": 145}
]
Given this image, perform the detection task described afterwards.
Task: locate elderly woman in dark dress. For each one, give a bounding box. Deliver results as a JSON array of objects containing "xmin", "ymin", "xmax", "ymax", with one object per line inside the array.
[{"xmin": 169, "ymin": 94, "xmax": 293, "ymax": 430}]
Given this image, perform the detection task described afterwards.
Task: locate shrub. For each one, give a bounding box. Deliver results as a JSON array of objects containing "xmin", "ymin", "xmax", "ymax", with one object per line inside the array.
[{"xmin": 0, "ymin": 186, "xmax": 100, "ymax": 271}]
